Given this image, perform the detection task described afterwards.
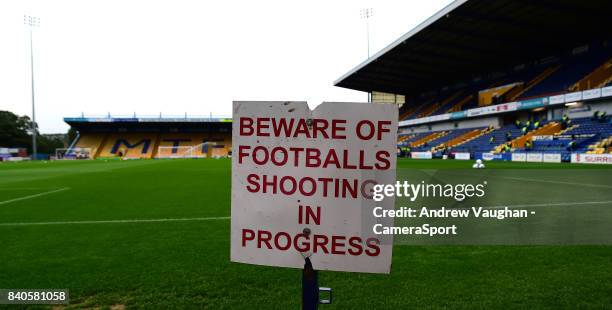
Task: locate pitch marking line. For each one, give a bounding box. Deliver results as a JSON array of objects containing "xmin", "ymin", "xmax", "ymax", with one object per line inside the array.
[
  {"xmin": 0, "ymin": 187, "xmax": 71, "ymax": 206},
  {"xmin": 0, "ymin": 216, "xmax": 230, "ymax": 227}
]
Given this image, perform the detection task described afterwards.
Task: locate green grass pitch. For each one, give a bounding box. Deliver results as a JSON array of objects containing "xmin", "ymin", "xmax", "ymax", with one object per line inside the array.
[{"xmin": 0, "ymin": 159, "xmax": 611, "ymax": 309}]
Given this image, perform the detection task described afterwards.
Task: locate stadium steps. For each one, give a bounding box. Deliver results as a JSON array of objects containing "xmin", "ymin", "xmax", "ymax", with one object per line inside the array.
[
  {"xmin": 513, "ymin": 122, "xmax": 562, "ymax": 148},
  {"xmin": 570, "ymin": 58, "xmax": 612, "ymax": 91},
  {"xmin": 398, "ymin": 134, "xmax": 414, "ymax": 144},
  {"xmin": 398, "ymin": 132, "xmax": 429, "ymax": 147},
  {"xmin": 446, "ymin": 94, "xmax": 474, "ymax": 113},
  {"xmin": 418, "ymin": 91, "xmax": 463, "ymax": 118},
  {"xmin": 399, "ymin": 102, "xmax": 422, "ymax": 120},
  {"xmin": 494, "ymin": 122, "xmax": 561, "ymax": 152},
  {"xmin": 429, "ymin": 128, "xmax": 480, "ymax": 152},
  {"xmin": 404, "ymin": 101, "xmax": 433, "ymax": 120},
  {"xmin": 557, "ymin": 124, "xmax": 579, "ymax": 135},
  {"xmin": 445, "ymin": 128, "xmax": 489, "ymax": 148},
  {"xmin": 399, "ymin": 106, "xmax": 413, "ymax": 120},
  {"xmin": 410, "ymin": 131, "xmax": 447, "ymax": 147},
  {"xmin": 505, "ymin": 65, "xmax": 560, "ymax": 101}
]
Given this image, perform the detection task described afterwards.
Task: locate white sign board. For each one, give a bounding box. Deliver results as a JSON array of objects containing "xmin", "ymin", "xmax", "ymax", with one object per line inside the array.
[
  {"xmin": 231, "ymin": 101, "xmax": 398, "ymax": 274},
  {"xmin": 582, "ymin": 88, "xmax": 601, "ymax": 100},
  {"xmin": 549, "ymin": 94, "xmax": 565, "ymax": 105},
  {"xmin": 542, "ymin": 153, "xmax": 561, "ymax": 163},
  {"xmin": 526, "ymin": 153, "xmax": 543, "ymax": 162},
  {"xmin": 532, "ymin": 135, "xmax": 553, "ymax": 141},
  {"xmin": 564, "ymin": 91, "xmax": 582, "ymax": 102},
  {"xmin": 411, "ymin": 151, "xmax": 432, "ymax": 159},
  {"xmin": 602, "ymin": 86, "xmax": 612, "ymax": 98},
  {"xmin": 482, "ymin": 153, "xmax": 495, "ymax": 161},
  {"xmin": 512, "ymin": 153, "xmax": 527, "ymax": 162},
  {"xmin": 571, "ymin": 153, "xmax": 612, "ymax": 164},
  {"xmin": 454, "ymin": 152, "xmax": 470, "ymax": 160}
]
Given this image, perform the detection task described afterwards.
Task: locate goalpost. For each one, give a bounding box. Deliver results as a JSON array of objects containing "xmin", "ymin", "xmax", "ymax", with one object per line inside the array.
[
  {"xmin": 156, "ymin": 142, "xmax": 218, "ymax": 159},
  {"xmin": 55, "ymin": 147, "xmax": 92, "ymax": 160}
]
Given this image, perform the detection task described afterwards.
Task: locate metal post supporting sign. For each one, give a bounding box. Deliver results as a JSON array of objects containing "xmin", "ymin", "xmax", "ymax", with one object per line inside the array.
[{"xmin": 302, "ymin": 257, "xmax": 332, "ymax": 309}]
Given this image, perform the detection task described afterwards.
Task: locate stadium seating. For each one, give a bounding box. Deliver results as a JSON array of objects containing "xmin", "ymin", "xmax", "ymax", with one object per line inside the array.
[
  {"xmin": 97, "ymin": 133, "xmax": 158, "ymax": 159},
  {"xmin": 73, "ymin": 132, "xmax": 233, "ymax": 159},
  {"xmin": 518, "ymin": 49, "xmax": 611, "ymax": 99},
  {"xmin": 452, "ymin": 123, "xmax": 526, "ymax": 154},
  {"xmin": 410, "ymin": 131, "xmax": 447, "ymax": 148},
  {"xmin": 570, "ymin": 59, "xmax": 612, "ymax": 91},
  {"xmin": 586, "ymin": 136, "xmax": 612, "ymax": 154},
  {"xmin": 399, "ymin": 45, "xmax": 612, "ymax": 121},
  {"xmin": 74, "ymin": 133, "xmax": 107, "ymax": 158},
  {"xmin": 504, "ymin": 122, "xmax": 560, "ymax": 150},
  {"xmin": 528, "ymin": 136, "xmax": 597, "ymax": 153},
  {"xmin": 444, "ymin": 128, "xmax": 489, "ymax": 148},
  {"xmin": 397, "ymin": 132, "xmax": 430, "ymax": 147},
  {"xmin": 425, "ymin": 128, "xmax": 471, "ymax": 147},
  {"xmin": 563, "ymin": 117, "xmax": 612, "ymax": 136}
]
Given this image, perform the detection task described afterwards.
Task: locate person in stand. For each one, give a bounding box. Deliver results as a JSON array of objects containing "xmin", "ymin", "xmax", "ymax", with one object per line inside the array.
[
  {"xmin": 533, "ymin": 119, "xmax": 540, "ymax": 130},
  {"xmin": 598, "ymin": 111, "xmax": 608, "ymax": 123},
  {"xmin": 489, "ymin": 136, "xmax": 495, "ymax": 144},
  {"xmin": 567, "ymin": 135, "xmax": 576, "ymax": 151},
  {"xmin": 506, "ymin": 131, "xmax": 512, "ymax": 142},
  {"xmin": 521, "ymin": 126, "xmax": 528, "ymax": 135},
  {"xmin": 561, "ymin": 113, "xmax": 571, "ymax": 129},
  {"xmin": 515, "ymin": 119, "xmax": 521, "ymax": 128},
  {"xmin": 502, "ymin": 142, "xmax": 512, "ymax": 153},
  {"xmin": 525, "ymin": 139, "xmax": 533, "ymax": 151},
  {"xmin": 404, "ymin": 146, "xmax": 411, "ymax": 158}
]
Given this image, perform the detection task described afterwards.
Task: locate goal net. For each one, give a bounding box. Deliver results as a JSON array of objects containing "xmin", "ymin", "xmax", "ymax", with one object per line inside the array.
[
  {"xmin": 156, "ymin": 142, "xmax": 218, "ymax": 159},
  {"xmin": 55, "ymin": 147, "xmax": 92, "ymax": 160}
]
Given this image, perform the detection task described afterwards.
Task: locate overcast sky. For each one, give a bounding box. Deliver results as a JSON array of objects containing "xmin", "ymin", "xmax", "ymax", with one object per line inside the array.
[{"xmin": 0, "ymin": 0, "xmax": 452, "ymax": 133}]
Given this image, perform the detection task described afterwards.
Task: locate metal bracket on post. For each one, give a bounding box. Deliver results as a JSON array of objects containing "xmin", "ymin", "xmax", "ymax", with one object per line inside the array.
[{"xmin": 318, "ymin": 287, "xmax": 332, "ymax": 305}]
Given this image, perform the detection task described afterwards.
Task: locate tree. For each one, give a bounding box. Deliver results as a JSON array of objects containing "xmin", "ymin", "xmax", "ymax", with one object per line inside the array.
[
  {"xmin": 0, "ymin": 110, "xmax": 33, "ymax": 149},
  {"xmin": 37, "ymin": 135, "xmax": 64, "ymax": 154}
]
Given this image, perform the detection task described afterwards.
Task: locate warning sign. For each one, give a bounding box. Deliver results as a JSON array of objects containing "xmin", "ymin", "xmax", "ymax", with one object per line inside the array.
[{"xmin": 231, "ymin": 101, "xmax": 397, "ymax": 273}]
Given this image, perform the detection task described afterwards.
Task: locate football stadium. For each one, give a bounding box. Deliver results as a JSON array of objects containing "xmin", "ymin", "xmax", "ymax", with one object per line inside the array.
[{"xmin": 1, "ymin": 0, "xmax": 612, "ymax": 309}]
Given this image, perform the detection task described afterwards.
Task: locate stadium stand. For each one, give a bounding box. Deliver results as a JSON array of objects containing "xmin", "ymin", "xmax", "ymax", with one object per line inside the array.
[
  {"xmin": 337, "ymin": 0, "xmax": 612, "ymax": 163},
  {"xmin": 397, "ymin": 45, "xmax": 612, "ymax": 122},
  {"xmin": 64, "ymin": 116, "xmax": 232, "ymax": 159},
  {"xmin": 73, "ymin": 133, "xmax": 106, "ymax": 158}
]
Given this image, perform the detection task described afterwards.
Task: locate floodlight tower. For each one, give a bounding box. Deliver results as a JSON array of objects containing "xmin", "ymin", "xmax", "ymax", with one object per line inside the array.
[
  {"xmin": 360, "ymin": 8, "xmax": 374, "ymax": 58},
  {"xmin": 24, "ymin": 15, "xmax": 40, "ymax": 159},
  {"xmin": 360, "ymin": 8, "xmax": 373, "ymax": 103}
]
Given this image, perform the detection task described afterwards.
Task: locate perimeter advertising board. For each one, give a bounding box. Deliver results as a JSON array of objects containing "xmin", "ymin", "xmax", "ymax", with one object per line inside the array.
[
  {"xmin": 571, "ymin": 153, "xmax": 612, "ymax": 164},
  {"xmin": 231, "ymin": 101, "xmax": 398, "ymax": 273}
]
